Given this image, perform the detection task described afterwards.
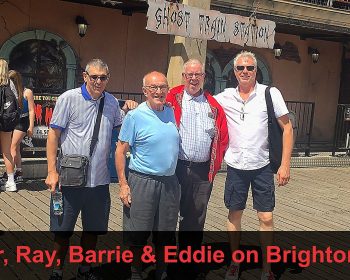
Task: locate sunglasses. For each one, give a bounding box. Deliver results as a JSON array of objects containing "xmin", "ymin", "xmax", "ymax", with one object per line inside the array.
[
  {"xmin": 235, "ymin": 65, "xmax": 255, "ymax": 72},
  {"xmin": 86, "ymin": 72, "xmax": 109, "ymax": 82},
  {"xmin": 240, "ymin": 105, "xmax": 245, "ymax": 121}
]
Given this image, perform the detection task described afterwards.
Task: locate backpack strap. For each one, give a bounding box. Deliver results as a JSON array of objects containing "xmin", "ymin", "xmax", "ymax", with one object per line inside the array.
[
  {"xmin": 265, "ymin": 86, "xmax": 274, "ymax": 122},
  {"xmin": 0, "ymin": 86, "xmax": 6, "ymax": 118}
]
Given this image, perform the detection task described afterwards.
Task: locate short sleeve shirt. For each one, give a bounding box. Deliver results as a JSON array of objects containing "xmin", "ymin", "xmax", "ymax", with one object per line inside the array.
[
  {"xmin": 215, "ymin": 82, "xmax": 289, "ymax": 170},
  {"xmin": 119, "ymin": 102, "xmax": 179, "ymax": 176},
  {"xmin": 50, "ymin": 84, "xmax": 122, "ymax": 187}
]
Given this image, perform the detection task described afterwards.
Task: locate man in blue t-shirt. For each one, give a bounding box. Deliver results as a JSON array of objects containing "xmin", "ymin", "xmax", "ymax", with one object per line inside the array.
[{"xmin": 116, "ymin": 71, "xmax": 180, "ymax": 280}]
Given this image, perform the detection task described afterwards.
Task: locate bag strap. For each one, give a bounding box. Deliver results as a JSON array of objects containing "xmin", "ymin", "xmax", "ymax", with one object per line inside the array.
[
  {"xmin": 0, "ymin": 86, "xmax": 5, "ymax": 117},
  {"xmin": 265, "ymin": 86, "xmax": 274, "ymax": 123},
  {"xmin": 89, "ymin": 96, "xmax": 105, "ymax": 157}
]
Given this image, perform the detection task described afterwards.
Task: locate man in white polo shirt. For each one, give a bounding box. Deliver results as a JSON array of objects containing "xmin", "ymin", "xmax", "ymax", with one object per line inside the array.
[
  {"xmin": 215, "ymin": 51, "xmax": 293, "ymax": 280},
  {"xmin": 45, "ymin": 58, "xmax": 137, "ymax": 280}
]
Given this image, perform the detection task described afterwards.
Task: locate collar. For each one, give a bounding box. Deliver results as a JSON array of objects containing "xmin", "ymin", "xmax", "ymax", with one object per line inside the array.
[
  {"xmin": 81, "ymin": 83, "xmax": 105, "ymax": 101},
  {"xmin": 234, "ymin": 82, "xmax": 258, "ymax": 102},
  {"xmin": 184, "ymin": 89, "xmax": 205, "ymax": 102}
]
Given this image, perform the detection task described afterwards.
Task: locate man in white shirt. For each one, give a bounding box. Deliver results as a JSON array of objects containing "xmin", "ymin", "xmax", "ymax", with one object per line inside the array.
[{"xmin": 215, "ymin": 51, "xmax": 293, "ymax": 280}]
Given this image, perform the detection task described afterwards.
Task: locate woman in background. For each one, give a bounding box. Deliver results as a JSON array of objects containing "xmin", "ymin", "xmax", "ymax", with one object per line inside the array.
[
  {"xmin": 0, "ymin": 59, "xmax": 17, "ymax": 191},
  {"xmin": 9, "ymin": 70, "xmax": 35, "ymax": 183}
]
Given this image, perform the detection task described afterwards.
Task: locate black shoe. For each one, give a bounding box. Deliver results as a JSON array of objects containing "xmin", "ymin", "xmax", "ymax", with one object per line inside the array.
[
  {"xmin": 76, "ymin": 268, "xmax": 102, "ymax": 280},
  {"xmin": 49, "ymin": 272, "xmax": 63, "ymax": 280},
  {"xmin": 0, "ymin": 172, "xmax": 7, "ymax": 185},
  {"xmin": 14, "ymin": 170, "xmax": 23, "ymax": 183},
  {"xmin": 195, "ymin": 272, "xmax": 207, "ymax": 280}
]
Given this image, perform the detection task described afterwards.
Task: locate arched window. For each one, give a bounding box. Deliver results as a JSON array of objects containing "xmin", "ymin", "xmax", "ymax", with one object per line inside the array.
[
  {"xmin": 204, "ymin": 49, "xmax": 272, "ymax": 94},
  {"xmin": 0, "ymin": 30, "xmax": 78, "ymax": 157},
  {"xmin": 204, "ymin": 51, "xmax": 222, "ymax": 94},
  {"xmin": 9, "ymin": 39, "xmax": 66, "ymax": 94},
  {"xmin": 0, "ymin": 29, "xmax": 77, "ymax": 92}
]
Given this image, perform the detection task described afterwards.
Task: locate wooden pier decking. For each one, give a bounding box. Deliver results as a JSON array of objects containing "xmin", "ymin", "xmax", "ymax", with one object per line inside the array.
[{"xmin": 0, "ymin": 167, "xmax": 349, "ymax": 279}]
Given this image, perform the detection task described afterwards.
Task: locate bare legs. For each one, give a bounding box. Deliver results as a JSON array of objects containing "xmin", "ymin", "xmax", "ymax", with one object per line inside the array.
[
  {"xmin": 0, "ymin": 131, "xmax": 15, "ymax": 174},
  {"xmin": 227, "ymin": 210, "xmax": 274, "ymax": 272},
  {"xmin": 11, "ymin": 129, "xmax": 26, "ymax": 169}
]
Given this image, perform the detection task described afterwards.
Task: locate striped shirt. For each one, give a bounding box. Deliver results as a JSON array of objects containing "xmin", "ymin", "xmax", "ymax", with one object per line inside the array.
[
  {"xmin": 50, "ymin": 84, "xmax": 123, "ymax": 187},
  {"xmin": 178, "ymin": 90, "xmax": 215, "ymax": 162}
]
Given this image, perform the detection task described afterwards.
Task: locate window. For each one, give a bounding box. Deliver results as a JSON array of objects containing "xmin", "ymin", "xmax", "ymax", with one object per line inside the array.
[{"xmin": 9, "ymin": 39, "xmax": 66, "ymax": 94}]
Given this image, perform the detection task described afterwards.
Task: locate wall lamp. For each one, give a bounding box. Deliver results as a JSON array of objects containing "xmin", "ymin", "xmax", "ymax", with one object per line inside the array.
[
  {"xmin": 273, "ymin": 43, "xmax": 282, "ymax": 59},
  {"xmin": 308, "ymin": 47, "xmax": 320, "ymax": 63},
  {"xmin": 76, "ymin": 16, "xmax": 89, "ymax": 37}
]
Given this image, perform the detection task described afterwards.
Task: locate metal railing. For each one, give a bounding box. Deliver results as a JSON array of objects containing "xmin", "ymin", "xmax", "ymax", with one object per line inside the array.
[
  {"xmin": 111, "ymin": 93, "xmax": 316, "ymax": 155},
  {"xmin": 292, "ymin": 0, "xmax": 350, "ymax": 10},
  {"xmin": 286, "ymin": 101, "xmax": 315, "ymax": 156},
  {"xmin": 332, "ymin": 104, "xmax": 350, "ymax": 155},
  {"xmin": 111, "ymin": 92, "xmax": 146, "ymax": 104}
]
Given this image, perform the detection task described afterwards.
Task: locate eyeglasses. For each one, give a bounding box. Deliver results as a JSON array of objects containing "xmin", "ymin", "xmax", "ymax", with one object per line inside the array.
[
  {"xmin": 85, "ymin": 72, "xmax": 109, "ymax": 82},
  {"xmin": 144, "ymin": 85, "xmax": 169, "ymax": 93},
  {"xmin": 235, "ymin": 65, "xmax": 255, "ymax": 72},
  {"xmin": 183, "ymin": 73, "xmax": 205, "ymax": 79}
]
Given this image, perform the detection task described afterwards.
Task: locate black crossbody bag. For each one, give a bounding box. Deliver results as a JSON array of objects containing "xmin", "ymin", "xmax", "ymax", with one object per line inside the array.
[
  {"xmin": 59, "ymin": 96, "xmax": 105, "ymax": 187},
  {"xmin": 265, "ymin": 87, "xmax": 283, "ymax": 174}
]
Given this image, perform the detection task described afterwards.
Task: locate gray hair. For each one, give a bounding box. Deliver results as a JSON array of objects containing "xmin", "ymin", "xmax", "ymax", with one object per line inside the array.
[
  {"xmin": 85, "ymin": 58, "xmax": 109, "ymax": 74},
  {"xmin": 183, "ymin": 59, "xmax": 205, "ymax": 73},
  {"xmin": 233, "ymin": 51, "xmax": 257, "ymax": 68}
]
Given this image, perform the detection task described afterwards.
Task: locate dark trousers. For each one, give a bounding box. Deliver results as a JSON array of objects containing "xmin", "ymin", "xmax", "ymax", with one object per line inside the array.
[{"xmin": 176, "ymin": 160, "xmax": 212, "ymax": 250}]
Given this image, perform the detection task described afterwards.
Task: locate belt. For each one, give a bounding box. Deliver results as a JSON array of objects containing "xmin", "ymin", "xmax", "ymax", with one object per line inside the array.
[{"xmin": 178, "ymin": 159, "xmax": 209, "ymax": 167}]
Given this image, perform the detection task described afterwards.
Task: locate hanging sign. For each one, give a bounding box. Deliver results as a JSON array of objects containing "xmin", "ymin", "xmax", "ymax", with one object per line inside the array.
[{"xmin": 146, "ymin": 0, "xmax": 275, "ymax": 49}]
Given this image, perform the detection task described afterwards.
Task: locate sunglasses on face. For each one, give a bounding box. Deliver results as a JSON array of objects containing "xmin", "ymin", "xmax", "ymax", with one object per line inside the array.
[
  {"xmin": 86, "ymin": 72, "xmax": 109, "ymax": 82},
  {"xmin": 235, "ymin": 65, "xmax": 255, "ymax": 72}
]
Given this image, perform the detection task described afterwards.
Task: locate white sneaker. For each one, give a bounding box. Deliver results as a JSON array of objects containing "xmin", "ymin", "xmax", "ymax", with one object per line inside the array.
[
  {"xmin": 1, "ymin": 181, "xmax": 17, "ymax": 192},
  {"xmin": 225, "ymin": 262, "xmax": 240, "ymax": 280}
]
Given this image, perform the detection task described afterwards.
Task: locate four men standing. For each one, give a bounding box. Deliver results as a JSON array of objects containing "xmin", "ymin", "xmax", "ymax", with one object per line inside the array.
[{"xmin": 46, "ymin": 53, "xmax": 292, "ymax": 280}]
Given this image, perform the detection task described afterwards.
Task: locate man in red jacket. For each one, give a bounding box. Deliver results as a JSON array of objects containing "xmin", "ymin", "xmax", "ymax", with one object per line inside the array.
[{"xmin": 166, "ymin": 59, "xmax": 228, "ymax": 263}]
